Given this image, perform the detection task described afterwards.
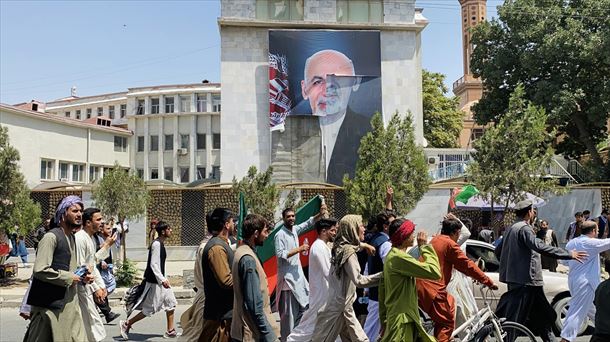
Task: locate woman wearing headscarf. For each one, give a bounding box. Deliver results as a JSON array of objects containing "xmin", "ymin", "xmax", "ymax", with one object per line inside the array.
[
  {"xmin": 379, "ymin": 218, "xmax": 441, "ymax": 342},
  {"xmin": 311, "ymin": 215, "xmax": 382, "ymax": 342}
]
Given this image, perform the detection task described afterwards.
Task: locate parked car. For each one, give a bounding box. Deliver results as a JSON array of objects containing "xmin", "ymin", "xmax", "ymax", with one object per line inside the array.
[{"xmin": 463, "ymin": 239, "xmax": 591, "ymax": 335}]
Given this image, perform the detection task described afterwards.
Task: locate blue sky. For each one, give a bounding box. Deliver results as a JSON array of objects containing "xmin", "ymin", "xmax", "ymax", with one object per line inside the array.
[{"xmin": 0, "ymin": 0, "xmax": 500, "ymax": 104}]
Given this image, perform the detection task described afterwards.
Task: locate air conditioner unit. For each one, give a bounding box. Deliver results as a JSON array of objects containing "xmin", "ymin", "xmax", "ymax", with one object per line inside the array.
[
  {"xmin": 427, "ymin": 156, "xmax": 439, "ymax": 165},
  {"xmin": 177, "ymin": 148, "xmax": 188, "ymax": 155}
]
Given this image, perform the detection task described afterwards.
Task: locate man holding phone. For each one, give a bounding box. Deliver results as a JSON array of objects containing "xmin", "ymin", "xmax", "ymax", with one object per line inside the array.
[{"xmin": 95, "ymin": 221, "xmax": 120, "ymax": 323}]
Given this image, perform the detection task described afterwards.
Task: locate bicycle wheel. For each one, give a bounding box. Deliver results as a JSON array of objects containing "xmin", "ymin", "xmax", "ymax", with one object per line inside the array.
[{"xmin": 474, "ymin": 320, "xmax": 537, "ymax": 342}]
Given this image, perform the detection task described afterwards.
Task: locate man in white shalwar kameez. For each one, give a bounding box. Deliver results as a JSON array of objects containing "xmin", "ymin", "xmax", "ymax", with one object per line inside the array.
[
  {"xmin": 75, "ymin": 208, "xmax": 112, "ymax": 342},
  {"xmin": 179, "ymin": 234, "xmax": 211, "ymax": 341},
  {"xmin": 288, "ymin": 218, "xmax": 338, "ymax": 342},
  {"xmin": 560, "ymin": 221, "xmax": 610, "ymax": 342}
]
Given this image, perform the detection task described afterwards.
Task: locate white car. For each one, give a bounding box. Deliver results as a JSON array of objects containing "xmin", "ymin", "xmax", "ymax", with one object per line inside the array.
[{"xmin": 463, "ymin": 239, "xmax": 591, "ymax": 335}]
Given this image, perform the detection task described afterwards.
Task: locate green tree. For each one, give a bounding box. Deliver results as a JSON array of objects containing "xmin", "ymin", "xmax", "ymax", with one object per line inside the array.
[
  {"xmin": 232, "ymin": 166, "xmax": 280, "ymax": 222},
  {"xmin": 92, "ymin": 162, "xmax": 150, "ymax": 261},
  {"xmin": 468, "ymin": 86, "xmax": 560, "ymax": 232},
  {"xmin": 0, "ymin": 125, "xmax": 41, "ymax": 236},
  {"xmin": 422, "ymin": 70, "xmax": 464, "ymax": 148},
  {"xmin": 470, "ymin": 0, "xmax": 610, "ymax": 180},
  {"xmin": 343, "ymin": 112, "xmax": 430, "ymax": 219}
]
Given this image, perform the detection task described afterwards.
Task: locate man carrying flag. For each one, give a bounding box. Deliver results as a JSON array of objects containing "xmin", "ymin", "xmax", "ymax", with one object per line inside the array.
[{"xmin": 274, "ymin": 203, "xmax": 328, "ymax": 341}]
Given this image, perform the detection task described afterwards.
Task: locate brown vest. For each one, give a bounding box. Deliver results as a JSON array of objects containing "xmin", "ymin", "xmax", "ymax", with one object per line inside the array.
[{"xmin": 231, "ymin": 245, "xmax": 278, "ymax": 341}]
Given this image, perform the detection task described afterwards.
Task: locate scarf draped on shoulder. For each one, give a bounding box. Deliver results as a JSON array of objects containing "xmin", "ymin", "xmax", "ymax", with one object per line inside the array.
[{"xmin": 331, "ymin": 214, "xmax": 362, "ymax": 278}]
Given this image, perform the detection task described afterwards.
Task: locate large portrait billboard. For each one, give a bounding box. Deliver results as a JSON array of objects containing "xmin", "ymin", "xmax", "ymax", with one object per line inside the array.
[{"xmin": 269, "ymin": 30, "xmax": 382, "ymax": 185}]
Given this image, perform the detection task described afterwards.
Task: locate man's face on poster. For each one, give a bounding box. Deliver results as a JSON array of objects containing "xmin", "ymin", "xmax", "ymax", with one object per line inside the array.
[{"xmin": 301, "ymin": 50, "xmax": 357, "ymax": 117}]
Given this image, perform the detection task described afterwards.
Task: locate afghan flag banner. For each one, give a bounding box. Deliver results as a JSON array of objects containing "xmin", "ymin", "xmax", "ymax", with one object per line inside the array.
[{"xmin": 256, "ymin": 195, "xmax": 322, "ymax": 296}]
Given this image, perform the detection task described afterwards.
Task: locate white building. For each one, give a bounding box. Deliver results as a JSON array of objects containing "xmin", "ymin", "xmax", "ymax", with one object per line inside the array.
[
  {"xmin": 44, "ymin": 83, "xmax": 222, "ymax": 184},
  {"xmin": 219, "ymin": 0, "xmax": 428, "ymax": 183},
  {"xmin": 0, "ymin": 103, "xmax": 131, "ymax": 188}
]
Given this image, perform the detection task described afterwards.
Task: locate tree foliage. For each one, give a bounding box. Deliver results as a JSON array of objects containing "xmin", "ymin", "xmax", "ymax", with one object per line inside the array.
[
  {"xmin": 343, "ymin": 112, "xmax": 430, "ymax": 219},
  {"xmin": 92, "ymin": 163, "xmax": 149, "ymax": 221},
  {"xmin": 0, "ymin": 125, "xmax": 41, "ymax": 235},
  {"xmin": 422, "ymin": 70, "xmax": 464, "ymax": 148},
  {"xmin": 468, "ymin": 86, "xmax": 560, "ymax": 212},
  {"xmin": 232, "ymin": 166, "xmax": 280, "ymax": 221},
  {"xmin": 470, "ymin": 0, "xmax": 610, "ymax": 179}
]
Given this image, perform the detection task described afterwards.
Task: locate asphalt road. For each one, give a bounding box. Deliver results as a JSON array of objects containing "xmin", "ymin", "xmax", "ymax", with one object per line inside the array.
[{"xmin": 0, "ymin": 304, "xmax": 594, "ymax": 341}]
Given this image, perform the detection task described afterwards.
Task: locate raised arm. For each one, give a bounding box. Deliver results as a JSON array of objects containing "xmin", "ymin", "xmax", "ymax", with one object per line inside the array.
[
  {"xmin": 392, "ymin": 245, "xmax": 442, "ymax": 281},
  {"xmin": 520, "ymin": 226, "xmax": 573, "ymax": 260}
]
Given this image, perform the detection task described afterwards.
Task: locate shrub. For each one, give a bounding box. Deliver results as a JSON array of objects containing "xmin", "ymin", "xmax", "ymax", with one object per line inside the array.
[{"xmin": 115, "ymin": 258, "xmax": 139, "ymax": 287}]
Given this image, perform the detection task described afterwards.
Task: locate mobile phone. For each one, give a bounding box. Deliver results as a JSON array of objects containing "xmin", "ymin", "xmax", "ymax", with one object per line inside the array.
[{"xmin": 112, "ymin": 227, "xmax": 118, "ymax": 235}]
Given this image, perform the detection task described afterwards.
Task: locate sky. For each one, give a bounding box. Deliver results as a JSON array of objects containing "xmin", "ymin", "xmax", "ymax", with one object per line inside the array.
[{"xmin": 0, "ymin": 0, "xmax": 501, "ymax": 105}]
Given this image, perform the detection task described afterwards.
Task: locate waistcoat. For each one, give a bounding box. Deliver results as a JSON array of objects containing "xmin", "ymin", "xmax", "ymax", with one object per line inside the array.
[
  {"xmin": 27, "ymin": 228, "xmax": 71, "ymax": 310},
  {"xmin": 367, "ymin": 232, "xmax": 389, "ymax": 301},
  {"xmin": 202, "ymin": 236, "xmax": 234, "ymax": 320},
  {"xmin": 144, "ymin": 240, "xmax": 166, "ymax": 284}
]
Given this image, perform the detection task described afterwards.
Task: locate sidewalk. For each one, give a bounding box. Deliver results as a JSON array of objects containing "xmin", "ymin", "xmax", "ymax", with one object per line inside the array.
[{"xmin": 0, "ymin": 258, "xmax": 197, "ymax": 309}]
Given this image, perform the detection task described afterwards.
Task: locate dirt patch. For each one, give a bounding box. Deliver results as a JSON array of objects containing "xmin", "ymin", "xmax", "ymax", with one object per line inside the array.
[{"xmin": 168, "ymin": 275, "xmax": 183, "ymax": 287}]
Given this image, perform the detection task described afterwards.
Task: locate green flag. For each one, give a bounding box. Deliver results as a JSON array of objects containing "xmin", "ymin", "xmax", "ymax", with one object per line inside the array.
[{"xmin": 237, "ymin": 192, "xmax": 247, "ymax": 241}]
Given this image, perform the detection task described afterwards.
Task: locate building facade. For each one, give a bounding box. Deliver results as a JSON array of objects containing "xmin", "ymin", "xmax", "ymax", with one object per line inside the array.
[
  {"xmin": 44, "ymin": 83, "xmax": 222, "ymax": 184},
  {"xmin": 0, "ymin": 103, "xmax": 131, "ymax": 188},
  {"xmin": 219, "ymin": 0, "xmax": 428, "ymax": 183}
]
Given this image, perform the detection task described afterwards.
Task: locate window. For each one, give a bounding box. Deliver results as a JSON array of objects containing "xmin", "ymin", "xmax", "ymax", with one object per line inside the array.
[
  {"xmin": 471, "ymin": 128, "xmax": 485, "ymax": 142},
  {"xmin": 213, "ymin": 133, "xmax": 221, "ymax": 149},
  {"xmin": 180, "ymin": 134, "xmax": 189, "ymax": 149},
  {"xmin": 151, "ymin": 98, "xmax": 159, "ymax": 114},
  {"xmin": 337, "ymin": 0, "xmax": 383, "ymax": 23},
  {"xmin": 97, "ymin": 107, "xmax": 103, "ymax": 116},
  {"xmin": 165, "ymin": 97, "xmax": 174, "ymax": 113},
  {"xmin": 212, "ymin": 94, "xmax": 221, "ymax": 112},
  {"xmin": 136, "ymin": 169, "xmax": 144, "ymax": 179},
  {"xmin": 109, "ymin": 105, "xmax": 115, "ymax": 119},
  {"xmin": 89, "ymin": 165, "xmax": 100, "ymax": 182},
  {"xmin": 180, "ymin": 96, "xmax": 191, "ymax": 112},
  {"xmin": 197, "ymin": 167, "xmax": 206, "ymax": 180},
  {"xmin": 76, "ymin": 110, "xmax": 81, "ymax": 120},
  {"xmin": 120, "ymin": 104, "xmax": 127, "ymax": 118},
  {"xmin": 212, "ymin": 166, "xmax": 221, "ymax": 180},
  {"xmin": 256, "ymin": 0, "xmax": 304, "ymax": 20},
  {"xmin": 164, "ymin": 167, "xmax": 173, "ymax": 181},
  {"xmin": 137, "ymin": 99, "xmax": 145, "ymax": 115},
  {"xmin": 59, "ymin": 162, "xmax": 69, "ymax": 180},
  {"xmin": 197, "ymin": 94, "xmax": 207, "ymax": 112},
  {"xmin": 64, "ymin": 111, "xmax": 70, "ymax": 118},
  {"xmin": 72, "ymin": 164, "xmax": 84, "ymax": 182},
  {"xmin": 180, "ymin": 167, "xmax": 190, "ymax": 183},
  {"xmin": 196, "ymin": 134, "xmax": 206, "ymax": 150},
  {"xmin": 137, "ymin": 136, "xmax": 145, "ymax": 152},
  {"xmin": 164, "ymin": 134, "xmax": 174, "ymax": 151},
  {"xmin": 466, "ymin": 244, "xmax": 499, "ymax": 272},
  {"xmin": 114, "ymin": 136, "xmax": 127, "ymax": 152},
  {"xmin": 150, "ymin": 168, "xmax": 159, "ymax": 180},
  {"xmin": 150, "ymin": 135, "xmax": 159, "ymax": 151},
  {"xmin": 86, "ymin": 108, "xmax": 92, "ymax": 119},
  {"xmin": 40, "ymin": 160, "xmax": 53, "ymax": 180}
]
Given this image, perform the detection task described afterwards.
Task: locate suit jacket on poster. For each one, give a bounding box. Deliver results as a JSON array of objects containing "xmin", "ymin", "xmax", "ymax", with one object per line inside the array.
[{"xmin": 326, "ymin": 108, "xmax": 372, "ymax": 185}]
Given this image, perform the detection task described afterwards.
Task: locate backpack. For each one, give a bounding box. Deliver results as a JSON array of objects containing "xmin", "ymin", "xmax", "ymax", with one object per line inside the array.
[{"xmin": 123, "ymin": 279, "xmax": 146, "ymax": 316}]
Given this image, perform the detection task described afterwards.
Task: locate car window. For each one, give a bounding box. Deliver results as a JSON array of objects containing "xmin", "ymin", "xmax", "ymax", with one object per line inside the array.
[{"xmin": 466, "ymin": 244, "xmax": 500, "ymax": 272}]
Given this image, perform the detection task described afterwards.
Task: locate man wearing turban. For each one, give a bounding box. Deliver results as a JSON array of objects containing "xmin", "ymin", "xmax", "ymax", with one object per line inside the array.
[{"xmin": 24, "ymin": 195, "xmax": 92, "ymax": 342}]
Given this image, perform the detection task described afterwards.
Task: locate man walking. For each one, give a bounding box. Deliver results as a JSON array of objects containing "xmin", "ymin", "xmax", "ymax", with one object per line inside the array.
[
  {"xmin": 24, "ymin": 195, "xmax": 91, "ymax": 342},
  {"xmin": 94, "ymin": 221, "xmax": 120, "ymax": 323},
  {"xmin": 416, "ymin": 217, "xmax": 497, "ymax": 342},
  {"xmin": 495, "ymin": 200, "xmax": 587, "ymax": 342},
  {"xmin": 565, "ymin": 211, "xmax": 584, "ymax": 243},
  {"xmin": 231, "ymin": 214, "xmax": 279, "ymax": 341},
  {"xmin": 199, "ymin": 208, "xmax": 236, "ymax": 342},
  {"xmin": 274, "ymin": 204, "xmax": 327, "ymax": 341},
  {"xmin": 560, "ymin": 221, "xmax": 610, "ymax": 342},
  {"xmin": 288, "ymin": 218, "xmax": 338, "ymax": 342},
  {"xmin": 75, "ymin": 207, "xmax": 110, "ymax": 341}
]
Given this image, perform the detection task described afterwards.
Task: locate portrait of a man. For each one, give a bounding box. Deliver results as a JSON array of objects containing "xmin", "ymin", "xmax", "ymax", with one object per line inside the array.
[{"xmin": 269, "ymin": 30, "xmax": 382, "ymax": 185}]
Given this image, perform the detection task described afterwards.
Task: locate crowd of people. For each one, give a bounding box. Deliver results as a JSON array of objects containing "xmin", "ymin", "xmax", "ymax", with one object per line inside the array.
[{"xmin": 17, "ymin": 193, "xmax": 610, "ymax": 342}]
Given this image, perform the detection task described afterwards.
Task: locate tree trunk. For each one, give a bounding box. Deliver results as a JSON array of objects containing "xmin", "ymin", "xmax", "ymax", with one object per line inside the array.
[{"xmin": 573, "ymin": 113, "xmax": 604, "ymax": 170}]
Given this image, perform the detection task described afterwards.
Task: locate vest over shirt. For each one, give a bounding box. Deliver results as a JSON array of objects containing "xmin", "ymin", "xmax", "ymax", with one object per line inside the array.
[
  {"xmin": 144, "ymin": 240, "xmax": 166, "ymax": 283},
  {"xmin": 202, "ymin": 236, "xmax": 235, "ymax": 321},
  {"xmin": 231, "ymin": 245, "xmax": 276, "ymax": 341},
  {"xmin": 367, "ymin": 232, "xmax": 389, "ymax": 301},
  {"xmin": 27, "ymin": 228, "xmax": 72, "ymax": 310}
]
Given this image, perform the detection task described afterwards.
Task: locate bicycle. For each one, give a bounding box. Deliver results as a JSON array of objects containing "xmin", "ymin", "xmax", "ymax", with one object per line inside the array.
[{"xmin": 420, "ymin": 283, "xmax": 537, "ymax": 342}]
